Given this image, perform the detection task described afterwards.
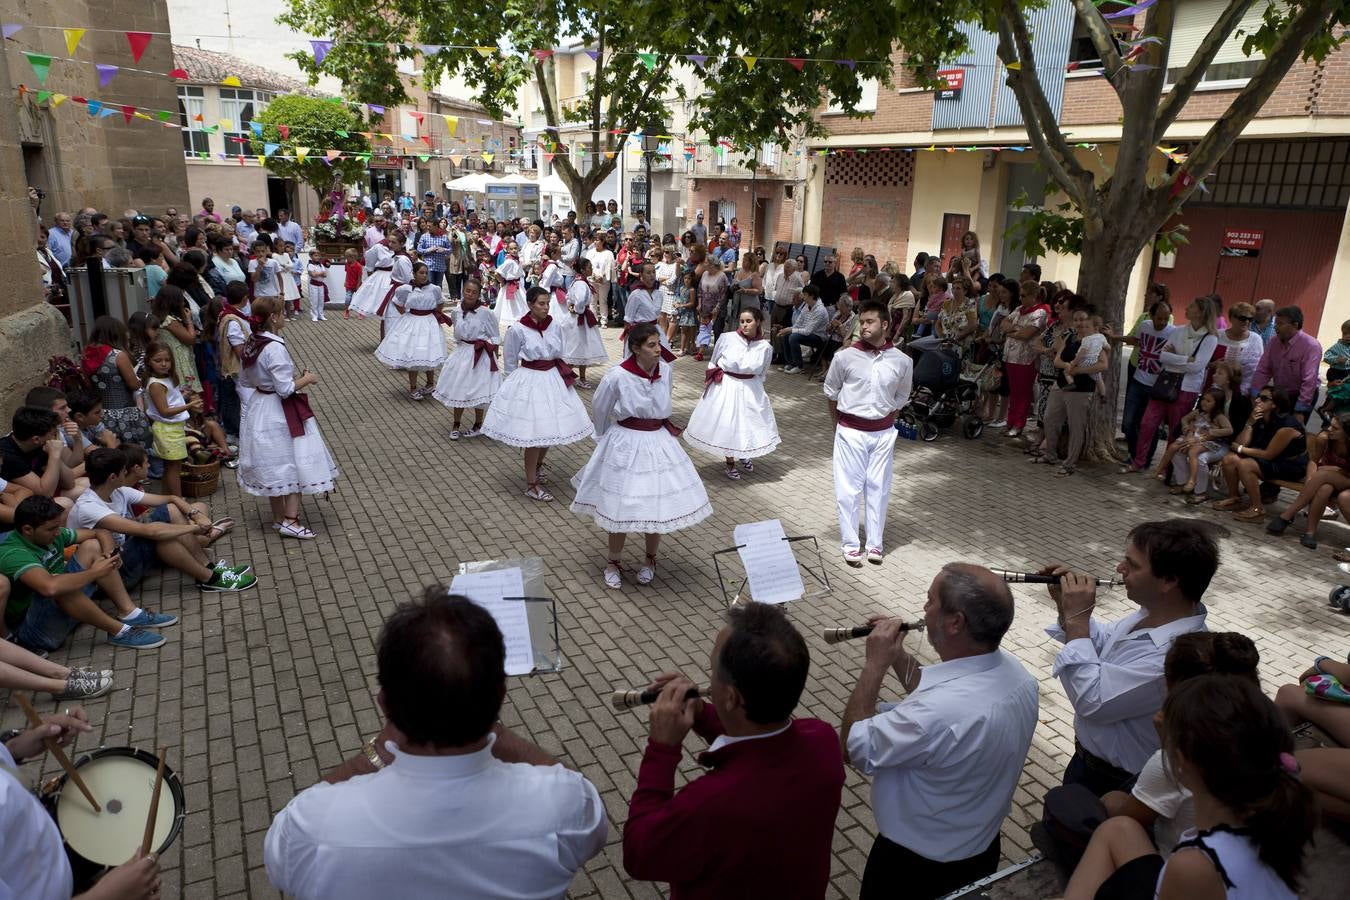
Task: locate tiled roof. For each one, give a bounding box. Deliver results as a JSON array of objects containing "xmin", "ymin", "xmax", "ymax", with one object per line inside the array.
[{"xmin": 172, "ymin": 45, "xmax": 315, "ymax": 95}]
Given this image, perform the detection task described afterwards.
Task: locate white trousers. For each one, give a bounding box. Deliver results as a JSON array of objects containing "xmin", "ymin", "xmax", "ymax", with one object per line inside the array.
[
  {"xmin": 308, "ymin": 285, "xmax": 327, "ymax": 319},
  {"xmin": 833, "ymin": 425, "xmax": 897, "ymax": 552}
]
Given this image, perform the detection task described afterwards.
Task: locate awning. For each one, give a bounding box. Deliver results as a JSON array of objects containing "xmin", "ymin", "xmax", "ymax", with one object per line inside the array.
[{"xmin": 444, "ymin": 173, "xmax": 497, "ymax": 192}]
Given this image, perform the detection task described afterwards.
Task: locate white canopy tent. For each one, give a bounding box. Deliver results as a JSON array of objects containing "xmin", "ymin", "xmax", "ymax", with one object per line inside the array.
[{"xmin": 444, "ymin": 173, "xmax": 497, "ymax": 193}]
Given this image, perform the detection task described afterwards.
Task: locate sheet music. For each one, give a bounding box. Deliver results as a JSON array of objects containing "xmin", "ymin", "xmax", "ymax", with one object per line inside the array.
[
  {"xmin": 449, "ymin": 568, "xmax": 535, "ymax": 674},
  {"xmin": 735, "ymin": 519, "xmax": 804, "ymax": 604}
]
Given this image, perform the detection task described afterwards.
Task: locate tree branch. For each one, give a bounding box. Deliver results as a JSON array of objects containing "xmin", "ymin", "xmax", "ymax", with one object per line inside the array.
[
  {"xmin": 1068, "ymin": 0, "xmax": 1124, "ymax": 86},
  {"xmin": 1153, "ymin": 0, "xmax": 1256, "ymax": 142},
  {"xmin": 996, "ymin": 1, "xmax": 1093, "ymax": 208}
]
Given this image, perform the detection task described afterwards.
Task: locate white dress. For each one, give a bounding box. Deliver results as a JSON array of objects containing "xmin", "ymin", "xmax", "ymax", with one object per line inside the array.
[
  {"xmin": 621, "ymin": 286, "xmax": 675, "ymax": 360},
  {"xmin": 433, "ymin": 305, "xmax": 503, "ymax": 409},
  {"xmin": 570, "ymin": 358, "xmax": 713, "ymax": 534},
  {"xmin": 237, "ymin": 335, "xmax": 339, "ymax": 497},
  {"xmin": 684, "ymin": 332, "xmax": 780, "ymax": 459},
  {"xmin": 374, "ymin": 283, "xmax": 449, "ymax": 371},
  {"xmin": 560, "ymin": 280, "xmax": 609, "ymax": 366},
  {"xmin": 481, "ymin": 317, "xmax": 593, "ymax": 448},
  {"xmin": 540, "ymin": 261, "xmax": 573, "ymax": 321},
  {"xmin": 496, "ymin": 258, "xmax": 528, "ymax": 325},
  {"xmin": 348, "ymin": 244, "xmax": 394, "ymax": 317},
  {"xmin": 275, "ymin": 253, "xmax": 302, "ymax": 303}
]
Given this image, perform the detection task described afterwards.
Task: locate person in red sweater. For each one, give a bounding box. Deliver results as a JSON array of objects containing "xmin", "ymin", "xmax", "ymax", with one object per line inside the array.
[
  {"xmin": 623, "ymin": 602, "xmax": 844, "ymax": 899},
  {"xmin": 342, "ymin": 247, "xmax": 363, "ymax": 320}
]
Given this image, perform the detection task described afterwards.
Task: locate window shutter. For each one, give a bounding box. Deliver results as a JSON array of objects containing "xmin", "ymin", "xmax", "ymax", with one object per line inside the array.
[{"xmin": 1166, "ymin": 0, "xmax": 1278, "ymax": 70}]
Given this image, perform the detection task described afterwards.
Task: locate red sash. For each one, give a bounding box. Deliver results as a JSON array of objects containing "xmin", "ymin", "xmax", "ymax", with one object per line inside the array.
[
  {"xmin": 837, "ymin": 411, "xmax": 898, "ymax": 432},
  {"xmin": 253, "ymin": 386, "xmax": 315, "ymax": 438},
  {"xmin": 408, "ymin": 307, "xmax": 454, "ymax": 328},
  {"xmin": 520, "ymin": 358, "xmax": 578, "ymax": 388},
  {"xmin": 702, "ymin": 366, "xmax": 754, "ymax": 396},
  {"xmin": 576, "ymin": 307, "xmax": 598, "ymax": 328},
  {"xmin": 620, "ymin": 320, "xmax": 677, "ymax": 362},
  {"xmin": 504, "ymin": 279, "xmax": 520, "ymax": 300},
  {"xmin": 471, "ymin": 339, "xmax": 500, "ymax": 372},
  {"xmin": 311, "ymin": 278, "xmax": 329, "ymax": 304},
  {"xmin": 375, "ymin": 280, "xmax": 407, "ymax": 317},
  {"xmin": 618, "ymin": 417, "xmax": 683, "ymax": 437},
  {"xmin": 552, "ymin": 286, "xmax": 567, "ymax": 306}
]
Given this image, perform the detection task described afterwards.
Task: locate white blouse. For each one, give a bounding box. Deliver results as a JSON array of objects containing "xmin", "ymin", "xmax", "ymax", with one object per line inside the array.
[
  {"xmin": 625, "ymin": 286, "xmax": 659, "ymax": 323},
  {"xmin": 496, "ymin": 258, "xmax": 524, "ymax": 282},
  {"xmin": 567, "ymin": 280, "xmax": 594, "ymax": 316},
  {"xmin": 590, "ymin": 361, "xmax": 673, "ymax": 436},
  {"xmin": 710, "ymin": 332, "xmax": 772, "ymax": 378},
  {"xmin": 394, "ymin": 283, "xmax": 443, "ymax": 311},
  {"xmin": 502, "ymin": 320, "xmax": 566, "ymax": 374},
  {"xmin": 453, "ymin": 306, "xmax": 500, "ymax": 344},
  {"xmin": 539, "ymin": 262, "xmax": 572, "ymax": 293},
  {"xmin": 364, "ymin": 243, "xmax": 394, "ymax": 271},
  {"xmin": 239, "ymin": 336, "xmax": 297, "ymax": 396}
]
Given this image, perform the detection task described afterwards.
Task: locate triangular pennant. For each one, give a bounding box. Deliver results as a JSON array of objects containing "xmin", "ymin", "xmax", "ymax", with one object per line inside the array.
[
  {"xmin": 263, "ymin": 142, "xmax": 280, "ymax": 157},
  {"xmin": 99, "ymin": 107, "xmax": 116, "ymax": 118},
  {"xmin": 63, "ymin": 28, "xmax": 86, "ymax": 56},
  {"xmin": 121, "ymin": 105, "xmax": 135, "ymax": 123},
  {"xmin": 169, "ymin": 68, "xmax": 188, "ymax": 80},
  {"xmin": 192, "ymin": 113, "xmax": 203, "ymax": 122},
  {"xmin": 336, "ymin": 129, "xmax": 349, "ymax": 138},
  {"xmin": 250, "ymin": 121, "xmax": 263, "ymax": 136},
  {"xmin": 218, "ymin": 118, "xmax": 233, "ymax": 130},
  {"xmin": 279, "ymin": 125, "xmax": 290, "ymax": 139},
  {"xmin": 474, "ymin": 47, "xmax": 495, "ymax": 57},
  {"xmin": 1005, "ymin": 60, "xmax": 1021, "ymax": 71},
  {"xmin": 295, "ymin": 147, "xmax": 309, "ymax": 163},
  {"xmin": 448, "ymin": 153, "xmax": 463, "ymax": 165},
  {"xmin": 604, "ymin": 151, "xmax": 616, "ymax": 160},
  {"xmin": 327, "ymin": 96, "xmax": 343, "ymax": 104},
  {"xmin": 420, "ymin": 135, "xmax": 433, "ymax": 147},
  {"xmin": 368, "ymin": 104, "xmax": 385, "ymax": 116},
  {"xmin": 741, "ymin": 56, "xmax": 757, "ymax": 70},
  {"xmin": 418, "ymin": 44, "xmax": 443, "ymax": 56},
  {"xmin": 52, "ymin": 93, "xmax": 67, "ymax": 107},
  {"xmin": 409, "ymin": 111, "xmax": 424, "ymax": 122},
  {"xmin": 2, "ymin": 24, "xmax": 22, "ymax": 40},
  {"xmin": 543, "ymin": 152, "xmax": 554, "ymax": 162},
  {"xmin": 686, "ymin": 54, "xmax": 707, "ymax": 69},
  {"xmin": 86, "ymin": 99, "xmax": 103, "ymax": 117},
  {"xmin": 836, "ymin": 59, "xmax": 856, "ymax": 71},
  {"xmin": 321, "ymin": 157, "xmax": 333, "ymax": 167},
  {"xmin": 203, "ymin": 125, "xmax": 218, "ymax": 133},
  {"xmin": 357, "ymin": 152, "xmax": 371, "ymax": 163},
  {"xmin": 36, "ymin": 89, "xmax": 52, "ymax": 104},
  {"xmin": 481, "ymin": 152, "xmax": 494, "ymax": 163},
  {"xmin": 24, "ymin": 52, "xmax": 52, "ymax": 85},
  {"xmin": 221, "ymin": 75, "xmax": 241, "ymax": 86},
  {"xmin": 444, "ymin": 115, "xmax": 458, "ymax": 136},
  {"xmin": 96, "ymin": 63, "xmax": 119, "ymax": 87},
  {"xmin": 584, "ymin": 50, "xmax": 599, "ymax": 61},
  {"xmin": 125, "ymin": 31, "xmax": 152, "ymax": 62},
  {"xmin": 638, "ymin": 52, "xmax": 657, "ymax": 71},
  {"xmin": 325, "ymin": 149, "xmax": 341, "ymax": 160},
  {"xmin": 532, "ymin": 49, "xmax": 553, "ymax": 62},
  {"xmin": 401, "ymin": 133, "xmax": 416, "ymax": 142},
  {"xmin": 417, "ymin": 154, "xmax": 430, "ymax": 162},
  {"xmin": 310, "ymin": 40, "xmax": 333, "ymax": 65},
  {"xmin": 786, "ymin": 58, "xmax": 805, "ymax": 71},
  {"xmin": 359, "ymin": 131, "xmax": 373, "ymax": 140}
]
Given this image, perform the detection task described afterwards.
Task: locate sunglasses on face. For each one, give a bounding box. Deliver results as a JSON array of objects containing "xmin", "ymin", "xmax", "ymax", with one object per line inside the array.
[
  {"xmin": 1233, "ymin": 315, "xmax": 1252, "ymax": 322},
  {"xmin": 1258, "ymin": 395, "xmax": 1273, "ymax": 402}
]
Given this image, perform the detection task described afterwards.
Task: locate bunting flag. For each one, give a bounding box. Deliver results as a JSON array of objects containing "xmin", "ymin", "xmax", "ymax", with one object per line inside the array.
[
  {"xmin": 52, "ymin": 93, "xmax": 68, "ymax": 107},
  {"xmin": 325, "ymin": 149, "xmax": 341, "ymax": 160},
  {"xmin": 86, "ymin": 99, "xmax": 103, "ymax": 117},
  {"xmin": 686, "ymin": 54, "xmax": 707, "ymax": 69},
  {"xmin": 279, "ymin": 124, "xmax": 290, "ymax": 139},
  {"xmin": 192, "ymin": 113, "xmax": 203, "ymax": 122},
  {"xmin": 638, "ymin": 52, "xmax": 657, "ymax": 71},
  {"xmin": 417, "ymin": 154, "xmax": 430, "ymax": 162},
  {"xmin": 126, "ymin": 31, "xmax": 152, "ymax": 62},
  {"xmin": 221, "ymin": 75, "xmax": 241, "ymax": 86},
  {"xmin": 63, "ymin": 28, "xmax": 85, "ymax": 56},
  {"xmin": 156, "ymin": 109, "xmax": 171, "ymax": 122},
  {"xmin": 120, "ymin": 105, "xmax": 134, "ymax": 123},
  {"xmin": 481, "ymin": 152, "xmax": 493, "ymax": 164},
  {"xmin": 409, "ymin": 110, "xmax": 424, "ymax": 123},
  {"xmin": 311, "ymin": 39, "xmax": 333, "ymax": 65},
  {"xmin": 263, "ymin": 142, "xmax": 280, "ymax": 157},
  {"xmin": 836, "ymin": 59, "xmax": 856, "ymax": 71},
  {"xmin": 474, "ymin": 47, "xmax": 494, "ymax": 57},
  {"xmin": 604, "ymin": 151, "xmax": 616, "ymax": 160},
  {"xmin": 445, "ymin": 115, "xmax": 457, "ymax": 135},
  {"xmin": 1005, "ymin": 60, "xmax": 1021, "ymax": 71},
  {"xmin": 533, "ymin": 49, "xmax": 553, "ymax": 61},
  {"xmin": 584, "ymin": 50, "xmax": 600, "ymax": 62},
  {"xmin": 169, "ymin": 68, "xmax": 188, "ymax": 80},
  {"xmin": 1104, "ymin": 0, "xmax": 1159, "ymax": 19},
  {"xmin": 2, "ymin": 24, "xmax": 22, "ymax": 40},
  {"xmin": 418, "ymin": 44, "xmax": 443, "ymax": 56},
  {"xmin": 448, "ymin": 153, "xmax": 463, "ymax": 165},
  {"xmin": 295, "ymin": 147, "xmax": 309, "ymax": 163},
  {"xmin": 543, "ymin": 152, "xmax": 554, "ymax": 162},
  {"xmin": 336, "ymin": 129, "xmax": 348, "ymax": 137},
  {"xmin": 250, "ymin": 120, "xmax": 263, "ymax": 136},
  {"xmin": 218, "ymin": 118, "xmax": 232, "ymax": 130},
  {"xmin": 95, "ymin": 63, "xmax": 118, "ymax": 87},
  {"xmin": 368, "ymin": 103, "xmax": 385, "ymax": 116},
  {"xmin": 742, "ymin": 56, "xmax": 757, "ymax": 70},
  {"xmin": 420, "ymin": 135, "xmax": 433, "ymax": 147},
  {"xmin": 36, "ymin": 89, "xmax": 52, "ymax": 104},
  {"xmin": 24, "ymin": 52, "xmax": 52, "ymax": 84},
  {"xmin": 786, "ymin": 58, "xmax": 805, "ymax": 71},
  {"xmin": 99, "ymin": 106, "xmax": 116, "ymax": 118}
]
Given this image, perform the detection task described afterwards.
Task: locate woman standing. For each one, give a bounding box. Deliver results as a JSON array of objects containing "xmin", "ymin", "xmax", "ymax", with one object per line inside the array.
[
  {"xmin": 1124, "ymin": 295, "xmax": 1219, "ymax": 473},
  {"xmin": 570, "ymin": 324, "xmax": 713, "ymax": 589},
  {"xmin": 433, "ymin": 277, "xmax": 501, "ymax": 439},
  {"xmin": 375, "ymin": 262, "xmax": 448, "ymax": 400},
  {"xmin": 1031, "ymin": 308, "xmax": 1112, "ymax": 476},
  {"xmin": 845, "ymin": 247, "xmax": 867, "ymax": 303},
  {"xmin": 237, "ymin": 297, "xmax": 340, "ymax": 539},
  {"xmin": 482, "ymin": 287, "xmax": 592, "ymax": 502},
  {"xmin": 724, "ymin": 250, "xmax": 764, "ymax": 333},
  {"xmin": 684, "ymin": 308, "xmax": 779, "ymax": 480},
  {"xmin": 999, "ymin": 282, "xmax": 1049, "ymax": 437},
  {"xmin": 655, "ymin": 247, "xmax": 680, "ymax": 341},
  {"xmin": 81, "ymin": 316, "xmax": 151, "ymax": 447},
  {"xmin": 561, "ymin": 257, "xmax": 608, "ymax": 388},
  {"xmin": 416, "ymin": 219, "xmax": 452, "ymax": 288},
  {"xmin": 1212, "ymin": 301, "xmax": 1265, "ymax": 393}
]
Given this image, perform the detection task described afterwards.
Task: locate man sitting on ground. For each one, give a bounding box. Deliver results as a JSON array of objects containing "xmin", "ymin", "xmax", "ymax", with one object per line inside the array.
[
  {"xmin": 0, "ymin": 407, "xmax": 78, "ymax": 504},
  {"xmin": 70, "ymin": 448, "xmax": 255, "ymax": 594},
  {"xmin": 624, "ymin": 601, "xmax": 844, "ymax": 899},
  {"xmin": 0, "ymin": 496, "xmax": 167, "ymax": 651}
]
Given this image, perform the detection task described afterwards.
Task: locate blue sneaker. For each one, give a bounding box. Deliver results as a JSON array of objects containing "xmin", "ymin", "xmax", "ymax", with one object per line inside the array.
[
  {"xmin": 123, "ymin": 609, "xmax": 179, "ymax": 629},
  {"xmin": 108, "ymin": 626, "xmax": 165, "ymax": 649}
]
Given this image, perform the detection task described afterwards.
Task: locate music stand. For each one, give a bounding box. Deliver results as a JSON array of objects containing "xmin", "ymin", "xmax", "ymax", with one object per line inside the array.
[
  {"xmin": 455, "ymin": 556, "xmax": 563, "ymax": 674},
  {"xmin": 711, "ymin": 534, "xmax": 831, "ymax": 608}
]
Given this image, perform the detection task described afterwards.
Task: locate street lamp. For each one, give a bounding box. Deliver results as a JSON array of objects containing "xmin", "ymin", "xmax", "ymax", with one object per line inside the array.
[{"xmin": 642, "ymin": 122, "xmax": 665, "ymax": 234}]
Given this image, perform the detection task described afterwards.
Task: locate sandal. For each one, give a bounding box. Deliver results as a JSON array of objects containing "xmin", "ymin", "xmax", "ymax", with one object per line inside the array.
[
  {"xmin": 1213, "ymin": 498, "xmax": 1245, "ymax": 511},
  {"xmin": 536, "ymin": 466, "xmax": 551, "ymax": 485},
  {"xmin": 725, "ymin": 466, "xmax": 741, "ymax": 480},
  {"xmin": 277, "ymin": 519, "xmax": 316, "ymax": 540},
  {"xmin": 524, "ymin": 483, "xmax": 554, "ymax": 502},
  {"xmin": 603, "ymin": 560, "xmax": 623, "ymax": 590},
  {"xmin": 1335, "ymin": 548, "xmax": 1350, "ymax": 564},
  {"xmin": 637, "ymin": 554, "xmax": 656, "ymax": 585},
  {"xmin": 1168, "ymin": 484, "xmax": 1186, "ymax": 494},
  {"xmin": 1233, "ymin": 507, "xmax": 1265, "ymax": 522},
  {"xmin": 740, "ymin": 459, "xmax": 754, "ymax": 472},
  {"xmin": 1184, "ymin": 493, "xmax": 1208, "ymax": 505}
]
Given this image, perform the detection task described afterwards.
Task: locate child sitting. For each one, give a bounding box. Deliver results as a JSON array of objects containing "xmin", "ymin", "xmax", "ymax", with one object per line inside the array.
[{"xmin": 1153, "ymin": 387, "xmax": 1233, "ymax": 494}]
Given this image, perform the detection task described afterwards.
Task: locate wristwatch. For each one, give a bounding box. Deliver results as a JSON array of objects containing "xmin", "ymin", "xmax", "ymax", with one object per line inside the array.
[{"xmin": 363, "ymin": 735, "xmax": 387, "ymax": 770}]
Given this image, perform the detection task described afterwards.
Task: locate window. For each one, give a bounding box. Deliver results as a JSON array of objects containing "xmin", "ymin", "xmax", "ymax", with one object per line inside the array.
[
  {"xmin": 1067, "ymin": 11, "xmax": 1134, "ymax": 70},
  {"xmin": 1182, "ymin": 138, "xmax": 1350, "ymax": 209},
  {"xmin": 219, "ymin": 88, "xmax": 269, "ymax": 157},
  {"xmin": 178, "ymin": 86, "xmax": 208, "ymax": 157},
  {"xmin": 826, "ymin": 78, "xmax": 879, "ymax": 114},
  {"xmin": 630, "ymin": 176, "xmax": 649, "ymax": 216},
  {"xmin": 760, "ymin": 143, "xmax": 781, "ymax": 168},
  {"xmin": 1166, "ymin": 0, "xmax": 1276, "ymax": 86}
]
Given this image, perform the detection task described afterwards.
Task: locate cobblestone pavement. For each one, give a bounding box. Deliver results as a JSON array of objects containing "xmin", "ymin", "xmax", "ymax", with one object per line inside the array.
[{"xmin": 4, "ymin": 315, "xmax": 1348, "ymax": 899}]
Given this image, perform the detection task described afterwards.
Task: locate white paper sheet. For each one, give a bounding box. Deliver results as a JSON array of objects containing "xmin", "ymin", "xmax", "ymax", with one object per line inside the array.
[
  {"xmin": 449, "ymin": 568, "xmax": 535, "ymax": 674},
  {"xmin": 734, "ymin": 519, "xmax": 804, "ymax": 604}
]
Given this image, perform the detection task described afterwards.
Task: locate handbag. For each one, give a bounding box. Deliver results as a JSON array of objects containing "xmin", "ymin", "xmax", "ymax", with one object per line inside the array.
[{"xmin": 1149, "ymin": 369, "xmax": 1183, "ymax": 403}]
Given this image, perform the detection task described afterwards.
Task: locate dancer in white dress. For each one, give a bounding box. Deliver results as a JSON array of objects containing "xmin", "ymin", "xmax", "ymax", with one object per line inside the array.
[
  {"xmin": 482, "ymin": 287, "xmax": 592, "ymax": 502},
  {"xmin": 495, "ymin": 244, "xmax": 528, "ymax": 326},
  {"xmin": 348, "ymin": 240, "xmax": 395, "ymax": 318},
  {"xmin": 684, "ymin": 306, "xmax": 780, "ymax": 479},
  {"xmin": 374, "ymin": 262, "xmax": 449, "ymax": 400},
  {"xmin": 570, "ymin": 323, "xmax": 713, "ymax": 590},
  {"xmin": 621, "ymin": 263, "xmax": 677, "ymax": 362},
  {"xmin": 432, "ymin": 276, "xmax": 502, "ymax": 439},
  {"xmin": 350, "ymin": 232, "xmax": 411, "ymax": 339},
  {"xmin": 237, "ymin": 296, "xmax": 340, "ymax": 540},
  {"xmin": 560, "ymin": 257, "xmax": 608, "ymax": 388},
  {"xmin": 539, "ymin": 248, "xmax": 573, "ymax": 321}
]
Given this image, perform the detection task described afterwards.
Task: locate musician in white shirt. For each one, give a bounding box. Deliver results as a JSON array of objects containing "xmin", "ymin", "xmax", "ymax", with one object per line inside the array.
[
  {"xmin": 823, "ymin": 300, "xmax": 913, "ymax": 566},
  {"xmin": 1040, "ymin": 518, "xmax": 1214, "ymax": 795},
  {"xmin": 265, "ymin": 588, "xmax": 607, "ymax": 900},
  {"xmin": 841, "ymin": 564, "xmax": 1037, "ymax": 900}
]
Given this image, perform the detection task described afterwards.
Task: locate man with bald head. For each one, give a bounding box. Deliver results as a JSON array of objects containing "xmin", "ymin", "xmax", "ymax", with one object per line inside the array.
[{"xmin": 841, "ymin": 563, "xmax": 1038, "ymax": 900}]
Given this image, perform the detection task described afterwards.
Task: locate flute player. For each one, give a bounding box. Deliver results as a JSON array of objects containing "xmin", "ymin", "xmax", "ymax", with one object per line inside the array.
[
  {"xmin": 622, "ymin": 602, "xmax": 844, "ymax": 899},
  {"xmin": 840, "ymin": 563, "xmax": 1038, "ymax": 900}
]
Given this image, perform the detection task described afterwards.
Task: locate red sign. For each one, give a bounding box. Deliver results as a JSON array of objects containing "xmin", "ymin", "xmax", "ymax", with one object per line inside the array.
[
  {"xmin": 1220, "ymin": 228, "xmax": 1263, "ymax": 257},
  {"xmin": 937, "ymin": 68, "xmax": 965, "ymax": 101}
]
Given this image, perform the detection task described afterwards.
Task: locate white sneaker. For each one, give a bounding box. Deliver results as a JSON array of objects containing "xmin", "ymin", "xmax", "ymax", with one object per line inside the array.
[
  {"xmin": 462, "ymin": 428, "xmax": 483, "ymax": 439},
  {"xmin": 989, "ymin": 419, "xmax": 1008, "ymax": 428},
  {"xmin": 784, "ymin": 366, "xmax": 801, "ymax": 374},
  {"xmin": 317, "ymin": 315, "xmax": 327, "ymax": 321},
  {"xmin": 843, "ymin": 548, "xmax": 864, "ymax": 567},
  {"xmin": 448, "ymin": 430, "xmax": 462, "ymax": 441}
]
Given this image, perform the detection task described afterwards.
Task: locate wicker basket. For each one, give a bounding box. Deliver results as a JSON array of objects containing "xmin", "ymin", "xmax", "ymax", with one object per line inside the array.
[{"xmin": 180, "ymin": 459, "xmax": 221, "ymax": 498}]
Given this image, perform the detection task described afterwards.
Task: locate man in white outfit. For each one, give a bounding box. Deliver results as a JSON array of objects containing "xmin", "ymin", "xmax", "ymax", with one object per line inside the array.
[{"xmin": 823, "ymin": 300, "xmax": 913, "ymax": 566}]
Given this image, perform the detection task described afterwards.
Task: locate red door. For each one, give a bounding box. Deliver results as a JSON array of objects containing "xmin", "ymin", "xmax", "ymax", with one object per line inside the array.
[{"xmin": 941, "ymin": 213, "xmax": 970, "ymax": 270}]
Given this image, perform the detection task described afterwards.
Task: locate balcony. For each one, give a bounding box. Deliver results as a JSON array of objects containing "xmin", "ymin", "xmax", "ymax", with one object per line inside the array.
[{"xmin": 684, "ymin": 147, "xmax": 795, "ymax": 180}]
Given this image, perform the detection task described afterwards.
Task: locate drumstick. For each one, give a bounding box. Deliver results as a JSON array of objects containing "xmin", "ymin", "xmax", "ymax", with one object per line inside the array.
[
  {"xmin": 141, "ymin": 747, "xmax": 167, "ymax": 857},
  {"xmin": 13, "ymin": 692, "xmax": 100, "ymax": 813}
]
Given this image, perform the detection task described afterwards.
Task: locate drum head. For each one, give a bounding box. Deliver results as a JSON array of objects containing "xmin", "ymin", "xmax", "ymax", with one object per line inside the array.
[{"xmin": 54, "ymin": 748, "xmax": 185, "ymax": 867}]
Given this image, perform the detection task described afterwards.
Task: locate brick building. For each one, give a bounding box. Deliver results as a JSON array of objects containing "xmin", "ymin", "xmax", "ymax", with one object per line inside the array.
[{"xmin": 803, "ymin": 0, "xmax": 1350, "ymax": 346}]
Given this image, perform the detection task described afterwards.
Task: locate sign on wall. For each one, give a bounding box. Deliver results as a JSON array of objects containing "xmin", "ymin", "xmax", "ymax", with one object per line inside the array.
[
  {"xmin": 1220, "ymin": 228, "xmax": 1264, "ymax": 257},
  {"xmin": 937, "ymin": 69, "xmax": 965, "ymax": 100}
]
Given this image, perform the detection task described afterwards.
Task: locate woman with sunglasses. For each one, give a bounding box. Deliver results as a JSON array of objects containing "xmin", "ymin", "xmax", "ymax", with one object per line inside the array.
[
  {"xmin": 1212, "ymin": 301, "xmax": 1264, "ymax": 392},
  {"xmin": 1216, "ymin": 387, "xmax": 1308, "ymax": 522}
]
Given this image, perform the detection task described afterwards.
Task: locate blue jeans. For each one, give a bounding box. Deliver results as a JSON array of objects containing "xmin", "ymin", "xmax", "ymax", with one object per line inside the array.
[
  {"xmin": 611, "ymin": 284, "xmax": 628, "ymax": 322},
  {"xmin": 428, "ymin": 269, "xmax": 444, "ymax": 287},
  {"xmin": 786, "ymin": 333, "xmax": 825, "ymax": 368},
  {"xmin": 1121, "ymin": 377, "xmax": 1157, "ymax": 463},
  {"xmin": 14, "ymin": 557, "xmax": 91, "ymax": 652}
]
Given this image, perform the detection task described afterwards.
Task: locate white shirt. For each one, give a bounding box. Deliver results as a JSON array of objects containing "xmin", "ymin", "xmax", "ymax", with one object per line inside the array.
[
  {"xmin": 1131, "ymin": 749, "xmax": 1192, "ymax": 856},
  {"xmin": 539, "ymin": 261, "xmax": 571, "ymax": 294},
  {"xmin": 0, "ymin": 743, "xmax": 74, "ymax": 900},
  {"xmin": 1216, "ymin": 329, "xmax": 1265, "ymax": 393},
  {"xmin": 846, "ymin": 651, "xmax": 1039, "ymax": 861},
  {"xmin": 794, "ymin": 300, "xmax": 830, "ymax": 338},
  {"xmin": 503, "ymin": 319, "xmax": 566, "ymax": 374},
  {"xmin": 264, "ymin": 736, "xmax": 607, "ymax": 900},
  {"xmin": 1046, "ymin": 604, "xmax": 1208, "ymax": 773},
  {"xmin": 1158, "ymin": 326, "xmax": 1219, "ymax": 394},
  {"xmin": 710, "ymin": 332, "xmax": 772, "ymax": 378},
  {"xmin": 762, "ymin": 262, "xmax": 785, "ymax": 300},
  {"xmin": 364, "ymin": 224, "xmax": 386, "ymax": 250},
  {"xmin": 453, "ymin": 305, "xmax": 500, "ymax": 344},
  {"xmin": 239, "ymin": 335, "xmax": 298, "ymax": 396},
  {"xmin": 521, "ymin": 239, "xmax": 546, "ymax": 270},
  {"xmin": 624, "ymin": 286, "xmax": 659, "ymax": 323},
  {"xmin": 70, "ymin": 486, "xmax": 145, "ymax": 546},
  {"xmin": 276, "ymin": 220, "xmax": 304, "ymax": 248},
  {"xmin": 560, "ymin": 238, "xmax": 581, "ymax": 265},
  {"xmin": 706, "ymin": 721, "xmax": 791, "ymax": 754},
  {"xmin": 394, "ymin": 283, "xmax": 443, "ymax": 312},
  {"xmin": 590, "ymin": 360, "xmax": 672, "ymax": 436},
  {"xmin": 585, "ymin": 248, "xmax": 615, "ymax": 281},
  {"xmin": 566, "ymin": 280, "xmax": 594, "ymax": 316},
  {"xmin": 823, "ymin": 344, "xmax": 914, "ymax": 420},
  {"xmin": 773, "ymin": 270, "xmax": 805, "ymax": 307},
  {"xmin": 364, "ymin": 243, "xmax": 394, "ymax": 271},
  {"xmin": 497, "ymin": 258, "xmax": 524, "ymax": 282}
]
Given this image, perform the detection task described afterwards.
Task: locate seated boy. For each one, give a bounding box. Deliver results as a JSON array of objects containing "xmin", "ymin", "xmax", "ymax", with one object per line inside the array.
[
  {"xmin": 70, "ymin": 447, "xmax": 254, "ymax": 593},
  {"xmin": 0, "ymin": 407, "xmax": 73, "ymax": 504},
  {"xmin": 0, "ymin": 578, "xmax": 114, "ymax": 699},
  {"xmin": 0, "ymin": 496, "xmax": 169, "ymax": 651},
  {"xmin": 66, "ymin": 389, "xmax": 119, "ymax": 452},
  {"xmin": 24, "ymin": 386, "xmax": 89, "ymax": 490}
]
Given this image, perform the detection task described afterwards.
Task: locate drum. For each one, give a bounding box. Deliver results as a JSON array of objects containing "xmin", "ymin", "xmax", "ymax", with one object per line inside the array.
[{"xmin": 41, "ymin": 747, "xmax": 186, "ymax": 885}]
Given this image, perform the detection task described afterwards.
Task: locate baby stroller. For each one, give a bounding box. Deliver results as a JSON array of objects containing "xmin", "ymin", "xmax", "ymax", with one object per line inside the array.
[{"xmin": 900, "ymin": 340, "xmax": 983, "ymax": 442}]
